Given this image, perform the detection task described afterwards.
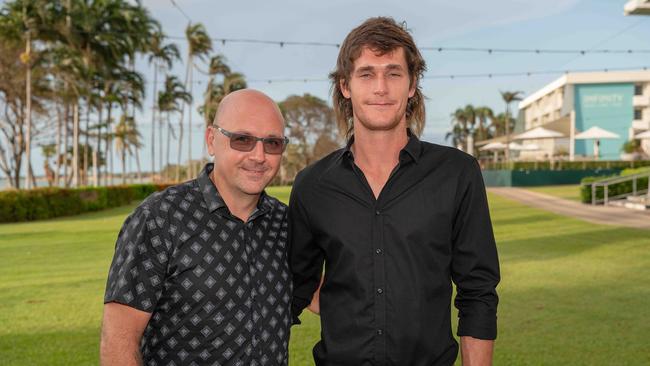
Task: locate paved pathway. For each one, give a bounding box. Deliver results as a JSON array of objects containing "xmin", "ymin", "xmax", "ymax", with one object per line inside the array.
[{"xmin": 488, "ymin": 187, "xmax": 650, "ymax": 230}]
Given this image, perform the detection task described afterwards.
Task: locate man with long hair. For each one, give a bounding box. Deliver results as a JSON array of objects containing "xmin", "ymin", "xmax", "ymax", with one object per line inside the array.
[{"xmin": 290, "ymin": 17, "xmax": 500, "ymax": 365}]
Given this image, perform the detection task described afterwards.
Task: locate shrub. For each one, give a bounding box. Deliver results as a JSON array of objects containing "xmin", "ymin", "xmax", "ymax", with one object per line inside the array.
[
  {"xmin": 580, "ymin": 168, "xmax": 650, "ymax": 204},
  {"xmin": 485, "ymin": 160, "xmax": 650, "ymax": 171},
  {"xmin": 0, "ymin": 183, "xmax": 173, "ymax": 223}
]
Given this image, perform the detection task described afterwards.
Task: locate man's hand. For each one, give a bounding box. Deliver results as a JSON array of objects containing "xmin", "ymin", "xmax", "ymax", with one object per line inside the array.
[
  {"xmin": 460, "ymin": 336, "xmax": 494, "ymax": 366},
  {"xmin": 307, "ymin": 277, "xmax": 324, "ymax": 315},
  {"xmin": 100, "ymin": 302, "xmax": 152, "ymax": 366}
]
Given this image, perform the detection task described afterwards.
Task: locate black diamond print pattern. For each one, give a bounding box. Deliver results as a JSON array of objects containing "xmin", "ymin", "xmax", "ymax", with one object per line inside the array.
[{"xmin": 105, "ymin": 164, "xmax": 291, "ymax": 365}]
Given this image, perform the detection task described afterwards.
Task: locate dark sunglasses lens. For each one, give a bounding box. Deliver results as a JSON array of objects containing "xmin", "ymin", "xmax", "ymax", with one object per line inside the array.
[
  {"xmin": 263, "ymin": 138, "xmax": 286, "ymax": 154},
  {"xmin": 229, "ymin": 134, "xmax": 256, "ymax": 152}
]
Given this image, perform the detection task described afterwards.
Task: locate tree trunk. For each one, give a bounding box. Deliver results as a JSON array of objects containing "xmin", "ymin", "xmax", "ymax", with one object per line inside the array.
[
  {"xmin": 55, "ymin": 105, "xmax": 62, "ymax": 187},
  {"xmin": 166, "ymin": 114, "xmax": 171, "ymax": 179},
  {"xmin": 135, "ymin": 147, "xmax": 142, "ymax": 184},
  {"xmin": 159, "ymin": 107, "xmax": 164, "ymax": 181},
  {"xmin": 187, "ymin": 64, "xmax": 194, "ymax": 180},
  {"xmin": 177, "ymin": 53, "xmax": 192, "ymax": 182},
  {"xmin": 505, "ymin": 104, "xmax": 511, "ymax": 163},
  {"xmin": 72, "ymin": 103, "xmax": 79, "ymax": 187},
  {"xmin": 83, "ymin": 100, "xmax": 90, "ymax": 185},
  {"xmin": 24, "ymin": 33, "xmax": 33, "ymax": 189},
  {"xmin": 106, "ymin": 102, "xmax": 113, "ymax": 186},
  {"xmin": 63, "ymin": 103, "xmax": 70, "ymax": 187},
  {"xmin": 121, "ymin": 148, "xmax": 126, "ymax": 185},
  {"xmin": 94, "ymin": 99, "xmax": 103, "ymax": 187},
  {"xmin": 151, "ymin": 63, "xmax": 158, "ymax": 181}
]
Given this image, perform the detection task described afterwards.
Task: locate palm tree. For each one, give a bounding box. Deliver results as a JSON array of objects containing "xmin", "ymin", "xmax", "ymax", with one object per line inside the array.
[
  {"xmin": 180, "ymin": 22, "xmax": 212, "ymax": 181},
  {"xmin": 500, "ymin": 91, "xmax": 524, "ymax": 162},
  {"xmin": 0, "ymin": 0, "xmax": 58, "ymax": 189},
  {"xmin": 449, "ymin": 108, "xmax": 469, "ymax": 151},
  {"xmin": 113, "ymin": 115, "xmax": 142, "ymax": 184},
  {"xmin": 158, "ymin": 75, "xmax": 192, "ymax": 179},
  {"xmin": 475, "ymin": 106, "xmax": 494, "ymax": 142},
  {"xmin": 147, "ymin": 30, "xmax": 179, "ymax": 179}
]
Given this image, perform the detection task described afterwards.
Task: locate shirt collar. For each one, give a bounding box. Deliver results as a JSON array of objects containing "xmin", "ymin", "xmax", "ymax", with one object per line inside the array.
[
  {"xmin": 198, "ymin": 163, "xmax": 273, "ymax": 216},
  {"xmin": 198, "ymin": 163, "xmax": 227, "ymax": 212},
  {"xmin": 343, "ymin": 128, "xmax": 422, "ymax": 164}
]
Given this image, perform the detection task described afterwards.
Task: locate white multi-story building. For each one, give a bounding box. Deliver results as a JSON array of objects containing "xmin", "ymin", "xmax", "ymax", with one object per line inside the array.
[
  {"xmin": 516, "ymin": 70, "xmax": 650, "ymax": 160},
  {"xmin": 624, "ymin": 0, "xmax": 650, "ymax": 15}
]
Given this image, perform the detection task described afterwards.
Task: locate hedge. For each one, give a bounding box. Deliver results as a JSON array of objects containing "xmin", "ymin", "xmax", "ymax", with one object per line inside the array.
[
  {"xmin": 484, "ymin": 160, "xmax": 650, "ymax": 171},
  {"xmin": 0, "ymin": 183, "xmax": 171, "ymax": 223},
  {"xmin": 580, "ymin": 167, "xmax": 650, "ymax": 204}
]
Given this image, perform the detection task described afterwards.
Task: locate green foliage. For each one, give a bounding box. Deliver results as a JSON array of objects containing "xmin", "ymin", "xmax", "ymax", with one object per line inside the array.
[
  {"xmin": 580, "ymin": 167, "xmax": 650, "ymax": 203},
  {"xmin": 0, "ymin": 184, "xmax": 171, "ymax": 223},
  {"xmin": 486, "ymin": 160, "xmax": 650, "ymax": 171},
  {"xmin": 621, "ymin": 139, "xmax": 643, "ymax": 154}
]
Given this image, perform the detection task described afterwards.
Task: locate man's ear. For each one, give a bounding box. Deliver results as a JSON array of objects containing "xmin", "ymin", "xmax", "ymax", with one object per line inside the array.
[
  {"xmin": 408, "ymin": 77, "xmax": 416, "ymax": 98},
  {"xmin": 206, "ymin": 126, "xmax": 215, "ymax": 156},
  {"xmin": 340, "ymin": 78, "xmax": 351, "ymax": 99}
]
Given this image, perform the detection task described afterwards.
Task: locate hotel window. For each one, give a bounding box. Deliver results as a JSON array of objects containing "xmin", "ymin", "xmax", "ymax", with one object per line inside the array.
[
  {"xmin": 634, "ymin": 84, "xmax": 643, "ymax": 96},
  {"xmin": 634, "ymin": 108, "xmax": 643, "ymax": 120}
]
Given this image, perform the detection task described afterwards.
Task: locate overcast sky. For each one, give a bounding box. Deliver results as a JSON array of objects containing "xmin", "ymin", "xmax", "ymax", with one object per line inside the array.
[
  {"xmin": 137, "ymin": 0, "xmax": 649, "ymax": 143},
  {"xmin": 4, "ymin": 0, "xmax": 650, "ymax": 178}
]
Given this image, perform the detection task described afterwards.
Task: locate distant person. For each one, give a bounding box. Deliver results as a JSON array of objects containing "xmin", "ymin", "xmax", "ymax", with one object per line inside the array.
[
  {"xmin": 101, "ymin": 89, "xmax": 292, "ymax": 366},
  {"xmin": 289, "ymin": 17, "xmax": 501, "ymax": 366}
]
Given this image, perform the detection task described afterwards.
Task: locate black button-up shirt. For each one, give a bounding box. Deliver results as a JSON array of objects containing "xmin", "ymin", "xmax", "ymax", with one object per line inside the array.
[
  {"xmin": 105, "ymin": 163, "xmax": 291, "ymax": 366},
  {"xmin": 289, "ymin": 134, "xmax": 500, "ymax": 366}
]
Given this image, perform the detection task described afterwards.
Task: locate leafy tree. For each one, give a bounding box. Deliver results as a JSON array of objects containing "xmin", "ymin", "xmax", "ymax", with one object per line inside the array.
[
  {"xmin": 180, "ymin": 22, "xmax": 212, "ymax": 180},
  {"xmin": 500, "ymin": 90, "xmax": 524, "ymax": 162},
  {"xmin": 279, "ymin": 94, "xmax": 340, "ymax": 183}
]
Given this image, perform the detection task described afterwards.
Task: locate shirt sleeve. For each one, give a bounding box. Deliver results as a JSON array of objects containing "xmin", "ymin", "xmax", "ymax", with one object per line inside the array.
[
  {"xmin": 451, "ymin": 157, "xmax": 501, "ymax": 340},
  {"xmin": 288, "ymin": 177, "xmax": 324, "ymax": 325},
  {"xmin": 104, "ymin": 205, "xmax": 169, "ymax": 313}
]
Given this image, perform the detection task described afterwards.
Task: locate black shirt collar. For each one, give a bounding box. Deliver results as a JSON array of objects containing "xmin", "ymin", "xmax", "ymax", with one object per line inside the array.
[
  {"xmin": 343, "ymin": 128, "xmax": 422, "ymax": 164},
  {"xmin": 198, "ymin": 163, "xmax": 272, "ymax": 216}
]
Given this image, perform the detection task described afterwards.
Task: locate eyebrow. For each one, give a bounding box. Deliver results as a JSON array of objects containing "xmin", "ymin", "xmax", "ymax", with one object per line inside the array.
[{"xmin": 354, "ymin": 64, "xmax": 405, "ymax": 74}]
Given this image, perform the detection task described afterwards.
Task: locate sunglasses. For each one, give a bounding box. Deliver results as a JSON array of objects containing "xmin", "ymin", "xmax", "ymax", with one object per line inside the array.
[{"xmin": 214, "ymin": 125, "xmax": 289, "ymax": 155}]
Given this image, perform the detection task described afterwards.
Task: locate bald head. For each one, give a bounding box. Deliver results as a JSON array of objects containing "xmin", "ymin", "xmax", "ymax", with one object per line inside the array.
[
  {"xmin": 205, "ymin": 88, "xmax": 286, "ymax": 202},
  {"xmin": 213, "ymin": 89, "xmax": 284, "ymax": 128}
]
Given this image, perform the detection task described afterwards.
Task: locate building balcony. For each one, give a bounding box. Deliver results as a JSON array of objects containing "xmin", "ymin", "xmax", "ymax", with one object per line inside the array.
[
  {"xmin": 633, "ymin": 95, "xmax": 649, "ymax": 107},
  {"xmin": 632, "ymin": 120, "xmax": 650, "ymax": 130}
]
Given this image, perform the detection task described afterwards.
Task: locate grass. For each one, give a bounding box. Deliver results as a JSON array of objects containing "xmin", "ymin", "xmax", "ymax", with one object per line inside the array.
[
  {"xmin": 1, "ymin": 186, "xmax": 649, "ymax": 365},
  {"xmin": 523, "ymin": 184, "xmax": 581, "ymax": 201}
]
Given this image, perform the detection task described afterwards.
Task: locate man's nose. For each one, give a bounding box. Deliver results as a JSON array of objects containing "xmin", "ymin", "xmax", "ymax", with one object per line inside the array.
[
  {"xmin": 249, "ymin": 140, "xmax": 266, "ymax": 162},
  {"xmin": 374, "ymin": 75, "xmax": 388, "ymax": 96}
]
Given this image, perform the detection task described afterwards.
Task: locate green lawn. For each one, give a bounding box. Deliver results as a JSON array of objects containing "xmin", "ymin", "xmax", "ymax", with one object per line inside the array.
[
  {"xmin": 1, "ymin": 186, "xmax": 649, "ymax": 365},
  {"xmin": 524, "ymin": 184, "xmax": 582, "ymax": 201}
]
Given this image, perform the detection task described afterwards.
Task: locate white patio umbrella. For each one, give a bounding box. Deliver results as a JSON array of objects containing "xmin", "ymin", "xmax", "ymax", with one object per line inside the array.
[
  {"xmin": 635, "ymin": 130, "xmax": 650, "ymax": 139},
  {"xmin": 480, "ymin": 142, "xmax": 507, "ymax": 150},
  {"xmin": 513, "ymin": 126, "xmax": 564, "ymax": 140},
  {"xmin": 574, "ymin": 126, "xmax": 620, "ymax": 159},
  {"xmin": 510, "ymin": 143, "xmax": 540, "ymax": 151},
  {"xmin": 480, "ymin": 142, "xmax": 506, "ymax": 163}
]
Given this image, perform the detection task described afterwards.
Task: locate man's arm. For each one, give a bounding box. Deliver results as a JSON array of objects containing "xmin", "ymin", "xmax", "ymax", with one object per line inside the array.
[
  {"xmin": 100, "ymin": 302, "xmax": 152, "ymax": 366},
  {"xmin": 451, "ymin": 158, "xmax": 500, "ymax": 357},
  {"xmin": 306, "ymin": 276, "xmax": 324, "ymax": 315},
  {"xmin": 288, "ymin": 175, "xmax": 325, "ymax": 323},
  {"xmin": 460, "ymin": 336, "xmax": 494, "ymax": 366}
]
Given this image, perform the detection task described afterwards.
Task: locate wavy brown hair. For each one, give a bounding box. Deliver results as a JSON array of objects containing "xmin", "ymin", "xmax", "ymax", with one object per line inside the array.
[{"xmin": 330, "ymin": 17, "xmax": 427, "ymax": 139}]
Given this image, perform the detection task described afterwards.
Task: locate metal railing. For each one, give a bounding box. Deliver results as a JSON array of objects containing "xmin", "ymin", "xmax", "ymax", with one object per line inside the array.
[{"xmin": 589, "ymin": 170, "xmax": 650, "ymax": 205}]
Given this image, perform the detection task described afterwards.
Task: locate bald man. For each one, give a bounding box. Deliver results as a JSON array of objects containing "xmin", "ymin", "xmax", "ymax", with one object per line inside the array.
[{"xmin": 101, "ymin": 89, "xmax": 292, "ymax": 366}]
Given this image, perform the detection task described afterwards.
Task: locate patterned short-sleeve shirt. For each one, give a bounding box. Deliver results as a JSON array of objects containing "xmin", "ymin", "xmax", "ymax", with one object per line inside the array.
[{"xmin": 104, "ymin": 163, "xmax": 292, "ymax": 366}]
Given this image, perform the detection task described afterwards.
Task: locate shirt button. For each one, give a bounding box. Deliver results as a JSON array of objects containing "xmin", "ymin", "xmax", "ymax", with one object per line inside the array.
[
  {"xmin": 375, "ymin": 210, "xmax": 381, "ymax": 215},
  {"xmin": 377, "ymin": 329, "xmax": 383, "ymax": 335},
  {"xmin": 375, "ymin": 248, "xmax": 382, "ymax": 254},
  {"xmin": 377, "ymin": 288, "xmax": 383, "ymax": 294}
]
